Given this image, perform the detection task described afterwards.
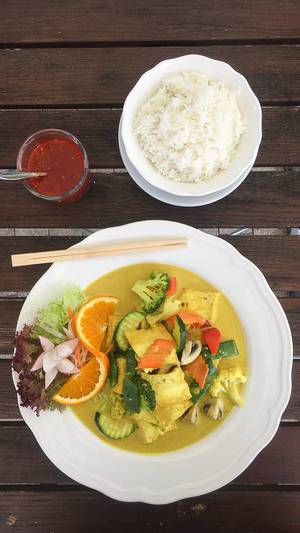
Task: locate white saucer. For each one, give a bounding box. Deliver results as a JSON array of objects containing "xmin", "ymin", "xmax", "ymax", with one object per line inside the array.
[{"xmin": 118, "ymin": 115, "xmax": 256, "ymax": 207}]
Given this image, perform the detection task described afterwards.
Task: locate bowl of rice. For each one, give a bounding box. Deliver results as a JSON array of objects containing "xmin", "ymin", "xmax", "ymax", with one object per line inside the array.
[{"xmin": 121, "ymin": 55, "xmax": 262, "ymax": 197}]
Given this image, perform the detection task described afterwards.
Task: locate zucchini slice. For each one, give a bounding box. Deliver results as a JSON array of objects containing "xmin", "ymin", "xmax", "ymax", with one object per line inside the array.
[
  {"xmin": 172, "ymin": 315, "xmax": 187, "ymax": 352},
  {"xmin": 94, "ymin": 411, "xmax": 135, "ymax": 440},
  {"xmin": 114, "ymin": 311, "xmax": 144, "ymax": 352}
]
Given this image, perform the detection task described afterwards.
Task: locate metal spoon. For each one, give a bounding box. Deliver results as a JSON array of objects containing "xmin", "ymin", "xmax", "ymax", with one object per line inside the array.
[{"xmin": 0, "ymin": 169, "xmax": 47, "ymax": 181}]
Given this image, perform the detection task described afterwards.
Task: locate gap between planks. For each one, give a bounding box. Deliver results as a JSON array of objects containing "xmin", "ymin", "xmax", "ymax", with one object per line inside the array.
[
  {"xmin": 2, "ymin": 166, "xmax": 300, "ymax": 172},
  {"xmin": 1, "ymin": 104, "xmax": 300, "ymax": 111},
  {"xmin": 1, "ymin": 38, "xmax": 300, "ymax": 49},
  {"xmin": 1, "ymin": 102, "xmax": 300, "ymax": 109},
  {"xmin": 0, "ymin": 227, "xmax": 295, "ymax": 238}
]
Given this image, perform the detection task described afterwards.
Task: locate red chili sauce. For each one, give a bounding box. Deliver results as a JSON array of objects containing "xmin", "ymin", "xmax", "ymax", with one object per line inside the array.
[{"xmin": 25, "ymin": 136, "xmax": 88, "ymax": 201}]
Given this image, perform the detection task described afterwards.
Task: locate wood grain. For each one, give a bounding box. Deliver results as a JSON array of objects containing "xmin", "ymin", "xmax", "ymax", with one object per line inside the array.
[
  {"xmin": 0, "ymin": 170, "xmax": 298, "ymax": 229},
  {"xmin": 0, "ymin": 108, "xmax": 299, "ymax": 168},
  {"xmin": 0, "ymin": 236, "xmax": 299, "ymax": 292},
  {"xmin": 1, "ymin": 298, "xmax": 299, "ymax": 357},
  {"xmin": 222, "ymin": 236, "xmax": 300, "ymax": 291},
  {"xmin": 0, "ymin": 0, "xmax": 299, "ymax": 522},
  {"xmin": 1, "ymin": 45, "xmax": 299, "ymax": 105},
  {"xmin": 0, "ymin": 425, "xmax": 299, "ymax": 486},
  {"xmin": 1, "ymin": 0, "xmax": 299, "ymax": 43},
  {"xmin": 1, "ymin": 360, "xmax": 299, "ymax": 421},
  {"xmin": 0, "ymin": 489, "xmax": 300, "ymax": 533}
]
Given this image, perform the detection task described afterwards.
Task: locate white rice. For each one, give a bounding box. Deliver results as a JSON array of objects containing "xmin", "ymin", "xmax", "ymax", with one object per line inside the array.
[{"xmin": 134, "ymin": 71, "xmax": 245, "ymax": 183}]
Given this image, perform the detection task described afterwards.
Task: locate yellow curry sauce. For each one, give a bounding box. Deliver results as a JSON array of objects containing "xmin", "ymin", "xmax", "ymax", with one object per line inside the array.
[{"xmin": 72, "ymin": 263, "xmax": 247, "ymax": 454}]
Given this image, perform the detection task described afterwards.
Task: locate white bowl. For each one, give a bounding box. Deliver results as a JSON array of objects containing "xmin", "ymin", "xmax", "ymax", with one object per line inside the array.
[
  {"xmin": 13, "ymin": 221, "xmax": 292, "ymax": 504},
  {"xmin": 121, "ymin": 55, "xmax": 262, "ymax": 197},
  {"xmin": 119, "ymin": 112, "xmax": 258, "ymax": 207}
]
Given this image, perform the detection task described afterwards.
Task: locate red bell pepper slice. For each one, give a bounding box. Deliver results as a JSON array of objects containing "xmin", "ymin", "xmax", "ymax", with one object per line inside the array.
[{"xmin": 202, "ymin": 327, "xmax": 221, "ymax": 355}]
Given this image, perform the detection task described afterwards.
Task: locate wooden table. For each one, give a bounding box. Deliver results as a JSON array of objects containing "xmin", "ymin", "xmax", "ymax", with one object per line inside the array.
[{"xmin": 0, "ymin": 1, "xmax": 299, "ymax": 531}]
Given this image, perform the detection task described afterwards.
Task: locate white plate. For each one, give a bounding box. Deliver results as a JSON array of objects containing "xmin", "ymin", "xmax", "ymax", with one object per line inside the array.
[
  {"xmin": 121, "ymin": 54, "xmax": 262, "ymax": 197},
  {"xmin": 119, "ymin": 115, "xmax": 256, "ymax": 207},
  {"xmin": 13, "ymin": 221, "xmax": 292, "ymax": 504}
]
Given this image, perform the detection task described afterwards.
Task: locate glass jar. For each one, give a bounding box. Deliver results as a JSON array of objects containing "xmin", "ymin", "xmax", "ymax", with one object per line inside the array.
[{"xmin": 17, "ymin": 129, "xmax": 91, "ymax": 204}]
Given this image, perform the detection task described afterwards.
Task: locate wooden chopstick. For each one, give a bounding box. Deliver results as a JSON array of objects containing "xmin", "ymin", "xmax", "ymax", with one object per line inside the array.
[{"xmin": 11, "ymin": 238, "xmax": 188, "ymax": 267}]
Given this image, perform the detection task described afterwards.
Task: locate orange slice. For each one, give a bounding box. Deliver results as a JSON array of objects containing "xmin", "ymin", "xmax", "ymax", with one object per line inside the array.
[
  {"xmin": 75, "ymin": 296, "xmax": 118, "ymax": 356},
  {"xmin": 52, "ymin": 354, "xmax": 109, "ymax": 405}
]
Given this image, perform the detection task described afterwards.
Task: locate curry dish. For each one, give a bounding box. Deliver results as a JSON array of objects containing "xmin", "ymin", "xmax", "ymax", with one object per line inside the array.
[{"xmin": 73, "ymin": 263, "xmax": 247, "ymax": 454}]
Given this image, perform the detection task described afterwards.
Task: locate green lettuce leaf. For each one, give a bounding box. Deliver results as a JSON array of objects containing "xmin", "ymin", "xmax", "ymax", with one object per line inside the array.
[{"xmin": 32, "ymin": 285, "xmax": 85, "ymax": 344}]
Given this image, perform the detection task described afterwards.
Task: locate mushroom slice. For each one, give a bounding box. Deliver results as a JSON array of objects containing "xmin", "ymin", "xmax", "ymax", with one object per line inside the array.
[{"xmin": 181, "ymin": 340, "xmax": 202, "ymax": 366}]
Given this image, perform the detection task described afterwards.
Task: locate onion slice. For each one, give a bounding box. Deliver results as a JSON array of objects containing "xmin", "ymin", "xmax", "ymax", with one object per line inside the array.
[
  {"xmin": 39, "ymin": 336, "xmax": 54, "ymax": 353},
  {"xmin": 55, "ymin": 338, "xmax": 79, "ymax": 359},
  {"xmin": 31, "ymin": 353, "xmax": 44, "ymax": 372},
  {"xmin": 45, "ymin": 367, "xmax": 58, "ymax": 389},
  {"xmin": 57, "ymin": 358, "xmax": 77, "ymax": 374}
]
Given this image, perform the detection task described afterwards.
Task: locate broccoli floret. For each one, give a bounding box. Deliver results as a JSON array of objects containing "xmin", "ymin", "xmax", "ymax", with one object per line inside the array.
[
  {"xmin": 110, "ymin": 392, "xmax": 126, "ymax": 419},
  {"xmin": 90, "ymin": 387, "xmax": 125, "ymax": 419},
  {"xmin": 209, "ymin": 367, "xmax": 246, "ymax": 406},
  {"xmin": 146, "ymin": 296, "xmax": 181, "ymax": 327},
  {"xmin": 90, "ymin": 386, "xmax": 110, "ymax": 411},
  {"xmin": 137, "ymin": 377, "xmax": 156, "ymax": 412},
  {"xmin": 132, "ymin": 271, "xmax": 169, "ymax": 313}
]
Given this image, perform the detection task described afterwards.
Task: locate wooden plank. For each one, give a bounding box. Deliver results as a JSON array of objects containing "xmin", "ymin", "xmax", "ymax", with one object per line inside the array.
[
  {"xmin": 0, "ymin": 108, "xmax": 298, "ymax": 168},
  {"xmin": 0, "ymin": 236, "xmax": 299, "ymax": 292},
  {"xmin": 0, "ymin": 362, "xmax": 17, "ymax": 419},
  {"xmin": 0, "ymin": 490, "xmax": 300, "ymax": 533},
  {"xmin": 222, "ymin": 236, "xmax": 300, "ymax": 291},
  {"xmin": 1, "ymin": 45, "xmax": 299, "ymax": 105},
  {"xmin": 1, "ymin": 359, "xmax": 299, "ymax": 421},
  {"xmin": 281, "ymin": 298, "xmax": 300, "ymax": 358},
  {"xmin": 0, "ymin": 109, "xmax": 120, "ymax": 168},
  {"xmin": 285, "ymin": 362, "xmax": 300, "ymax": 421},
  {"xmin": 0, "ymin": 300, "xmax": 23, "ymax": 355},
  {"xmin": 261, "ymin": 107, "xmax": 300, "ymax": 165},
  {"xmin": 0, "ymin": 170, "xmax": 298, "ymax": 229},
  {"xmin": 0, "ymin": 425, "xmax": 299, "ymax": 486},
  {"xmin": 1, "ymin": 0, "xmax": 299, "ymax": 43},
  {"xmin": 0, "ymin": 236, "xmax": 78, "ymax": 293},
  {"xmin": 1, "ymin": 298, "xmax": 299, "ymax": 357}
]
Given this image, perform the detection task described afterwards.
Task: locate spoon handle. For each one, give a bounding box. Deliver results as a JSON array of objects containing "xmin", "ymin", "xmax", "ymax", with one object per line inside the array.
[{"xmin": 0, "ymin": 169, "xmax": 46, "ymax": 181}]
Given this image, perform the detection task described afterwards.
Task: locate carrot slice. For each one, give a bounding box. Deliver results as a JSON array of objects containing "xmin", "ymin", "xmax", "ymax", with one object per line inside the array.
[
  {"xmin": 137, "ymin": 339, "xmax": 175, "ymax": 369},
  {"xmin": 165, "ymin": 311, "xmax": 208, "ymax": 330},
  {"xmin": 164, "ymin": 315, "xmax": 176, "ymax": 331},
  {"xmin": 74, "ymin": 343, "xmax": 81, "ymax": 366},
  {"xmin": 177, "ymin": 311, "xmax": 208, "ymax": 327},
  {"xmin": 68, "ymin": 306, "xmax": 74, "ymax": 320},
  {"xmin": 166, "ymin": 277, "xmax": 177, "ymax": 296},
  {"xmin": 70, "ymin": 311, "xmax": 77, "ymax": 333},
  {"xmin": 186, "ymin": 356, "xmax": 209, "ymax": 389}
]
